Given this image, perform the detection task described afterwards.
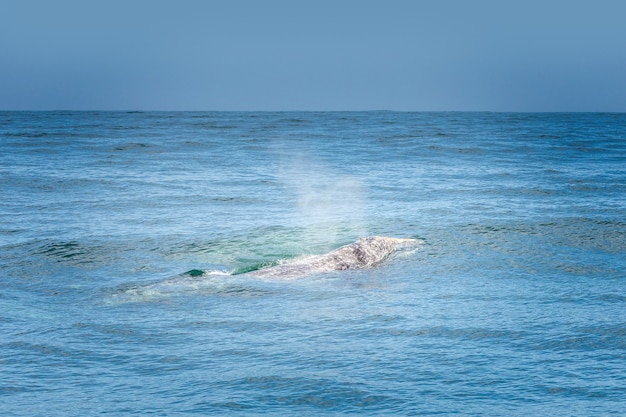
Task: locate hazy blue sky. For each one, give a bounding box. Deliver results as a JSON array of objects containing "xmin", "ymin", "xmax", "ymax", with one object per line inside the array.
[{"xmin": 1, "ymin": 0, "xmax": 625, "ymax": 111}]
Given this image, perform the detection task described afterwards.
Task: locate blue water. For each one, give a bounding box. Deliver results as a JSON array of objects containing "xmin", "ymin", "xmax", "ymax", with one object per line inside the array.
[{"xmin": 1, "ymin": 111, "xmax": 625, "ymax": 416}]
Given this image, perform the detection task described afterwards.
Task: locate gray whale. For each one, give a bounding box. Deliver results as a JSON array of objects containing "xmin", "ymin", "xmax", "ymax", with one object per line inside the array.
[
  {"xmin": 245, "ymin": 236, "xmax": 421, "ymax": 279},
  {"xmin": 111, "ymin": 236, "xmax": 421, "ymax": 302}
]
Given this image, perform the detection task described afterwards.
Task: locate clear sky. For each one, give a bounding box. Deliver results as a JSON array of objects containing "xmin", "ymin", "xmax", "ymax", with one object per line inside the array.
[{"xmin": 1, "ymin": 0, "xmax": 625, "ymax": 111}]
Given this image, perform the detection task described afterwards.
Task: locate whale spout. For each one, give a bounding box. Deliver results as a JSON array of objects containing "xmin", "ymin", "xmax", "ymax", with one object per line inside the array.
[{"xmin": 245, "ymin": 236, "xmax": 422, "ymax": 279}]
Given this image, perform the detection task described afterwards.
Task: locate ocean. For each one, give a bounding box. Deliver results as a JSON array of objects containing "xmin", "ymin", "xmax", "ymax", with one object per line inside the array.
[{"xmin": 1, "ymin": 111, "xmax": 625, "ymax": 415}]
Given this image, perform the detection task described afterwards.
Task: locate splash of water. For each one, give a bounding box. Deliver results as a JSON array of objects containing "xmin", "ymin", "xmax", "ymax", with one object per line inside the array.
[{"xmin": 277, "ymin": 151, "xmax": 369, "ymax": 250}]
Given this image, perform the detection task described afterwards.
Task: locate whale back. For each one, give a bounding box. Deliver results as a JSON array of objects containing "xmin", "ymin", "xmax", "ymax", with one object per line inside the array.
[
  {"xmin": 246, "ymin": 236, "xmax": 420, "ymax": 279},
  {"xmin": 321, "ymin": 236, "xmax": 410, "ymax": 268}
]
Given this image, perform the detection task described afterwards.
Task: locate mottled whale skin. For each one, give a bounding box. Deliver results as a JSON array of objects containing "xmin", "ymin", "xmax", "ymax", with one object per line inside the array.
[
  {"xmin": 111, "ymin": 236, "xmax": 421, "ymax": 301},
  {"xmin": 245, "ymin": 236, "xmax": 421, "ymax": 279}
]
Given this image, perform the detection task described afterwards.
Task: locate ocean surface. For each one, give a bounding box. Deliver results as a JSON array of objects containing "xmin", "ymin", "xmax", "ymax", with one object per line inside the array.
[{"xmin": 1, "ymin": 111, "xmax": 625, "ymax": 416}]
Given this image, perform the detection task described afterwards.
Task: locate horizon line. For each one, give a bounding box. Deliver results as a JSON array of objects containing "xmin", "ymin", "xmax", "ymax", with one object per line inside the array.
[{"xmin": 1, "ymin": 109, "xmax": 625, "ymax": 114}]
